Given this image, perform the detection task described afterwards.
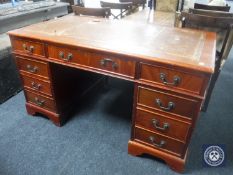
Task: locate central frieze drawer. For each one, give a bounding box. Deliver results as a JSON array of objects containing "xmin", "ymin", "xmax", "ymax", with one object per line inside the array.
[
  {"xmin": 11, "ymin": 38, "xmax": 45, "ymax": 57},
  {"xmin": 139, "ymin": 63, "xmax": 206, "ymax": 96},
  {"xmin": 16, "ymin": 57, "xmax": 49, "ymax": 79},
  {"xmin": 134, "ymin": 127, "xmax": 185, "ymax": 157},
  {"xmin": 135, "ymin": 108, "xmax": 191, "ymax": 142},
  {"xmin": 137, "ymin": 86, "xmax": 200, "ymax": 119},
  {"xmin": 47, "ymin": 45, "xmax": 136, "ymax": 78}
]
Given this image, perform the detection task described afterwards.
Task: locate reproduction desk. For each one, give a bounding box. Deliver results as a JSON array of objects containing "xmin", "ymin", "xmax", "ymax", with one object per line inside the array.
[{"xmin": 8, "ymin": 13, "xmax": 215, "ymax": 173}]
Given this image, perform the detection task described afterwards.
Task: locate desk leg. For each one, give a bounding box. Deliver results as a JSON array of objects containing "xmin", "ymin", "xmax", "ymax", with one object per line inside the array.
[{"xmin": 128, "ymin": 140, "xmax": 186, "ymax": 173}]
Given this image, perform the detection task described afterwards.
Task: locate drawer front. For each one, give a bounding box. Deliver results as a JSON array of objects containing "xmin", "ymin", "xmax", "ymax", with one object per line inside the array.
[
  {"xmin": 48, "ymin": 45, "xmax": 89, "ymax": 65},
  {"xmin": 137, "ymin": 86, "xmax": 200, "ymax": 119},
  {"xmin": 134, "ymin": 127, "xmax": 185, "ymax": 157},
  {"xmin": 48, "ymin": 45, "xmax": 136, "ymax": 79},
  {"xmin": 139, "ymin": 63, "xmax": 206, "ymax": 95},
  {"xmin": 11, "ymin": 39, "xmax": 45, "ymax": 57},
  {"xmin": 21, "ymin": 74, "xmax": 52, "ymax": 96},
  {"xmin": 88, "ymin": 53, "xmax": 136, "ymax": 78},
  {"xmin": 135, "ymin": 109, "xmax": 191, "ymax": 142},
  {"xmin": 16, "ymin": 57, "xmax": 49, "ymax": 79},
  {"xmin": 25, "ymin": 90, "xmax": 56, "ymax": 112}
]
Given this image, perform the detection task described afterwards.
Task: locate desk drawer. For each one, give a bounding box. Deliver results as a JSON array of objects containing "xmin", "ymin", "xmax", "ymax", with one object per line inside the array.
[
  {"xmin": 11, "ymin": 39, "xmax": 45, "ymax": 57},
  {"xmin": 134, "ymin": 127, "xmax": 185, "ymax": 157},
  {"xmin": 21, "ymin": 74, "xmax": 52, "ymax": 96},
  {"xmin": 135, "ymin": 109, "xmax": 191, "ymax": 142},
  {"xmin": 16, "ymin": 57, "xmax": 49, "ymax": 79},
  {"xmin": 137, "ymin": 86, "xmax": 200, "ymax": 119},
  {"xmin": 48, "ymin": 45, "xmax": 89, "ymax": 65},
  {"xmin": 139, "ymin": 63, "xmax": 206, "ymax": 95},
  {"xmin": 48, "ymin": 45, "xmax": 136, "ymax": 79},
  {"xmin": 89, "ymin": 53, "xmax": 136, "ymax": 78},
  {"xmin": 25, "ymin": 90, "xmax": 56, "ymax": 112}
]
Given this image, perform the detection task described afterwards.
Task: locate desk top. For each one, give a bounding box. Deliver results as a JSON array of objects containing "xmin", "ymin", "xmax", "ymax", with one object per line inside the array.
[
  {"xmin": 8, "ymin": 13, "xmax": 215, "ymax": 73},
  {"xmin": 124, "ymin": 9, "xmax": 175, "ymax": 27}
]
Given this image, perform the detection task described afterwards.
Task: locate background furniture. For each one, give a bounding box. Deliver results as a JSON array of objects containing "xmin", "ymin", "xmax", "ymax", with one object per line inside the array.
[
  {"xmin": 189, "ymin": 7, "xmax": 233, "ymax": 16},
  {"xmin": 119, "ymin": 0, "xmax": 147, "ymax": 9},
  {"xmin": 0, "ymin": 0, "xmax": 10, "ymax": 3},
  {"xmin": 180, "ymin": 10, "xmax": 233, "ymax": 111},
  {"xmin": 72, "ymin": 5, "xmax": 111, "ymax": 18},
  {"xmin": 194, "ymin": 2, "xmax": 231, "ymax": 11},
  {"xmin": 0, "ymin": 2, "xmax": 69, "ymax": 34},
  {"xmin": 100, "ymin": 1, "xmax": 133, "ymax": 19}
]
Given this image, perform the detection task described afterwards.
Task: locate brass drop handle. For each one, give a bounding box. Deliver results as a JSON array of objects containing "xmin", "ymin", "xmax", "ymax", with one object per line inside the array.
[
  {"xmin": 100, "ymin": 58, "xmax": 118, "ymax": 69},
  {"xmin": 22, "ymin": 44, "xmax": 34, "ymax": 53},
  {"xmin": 34, "ymin": 97, "xmax": 45, "ymax": 107},
  {"xmin": 31, "ymin": 82, "xmax": 41, "ymax": 90},
  {"xmin": 66, "ymin": 53, "xmax": 73, "ymax": 61},
  {"xmin": 160, "ymin": 73, "xmax": 181, "ymax": 86},
  {"xmin": 149, "ymin": 136, "xmax": 166, "ymax": 148},
  {"xmin": 26, "ymin": 65, "xmax": 38, "ymax": 73},
  {"xmin": 152, "ymin": 119, "xmax": 169, "ymax": 131},
  {"xmin": 22, "ymin": 43, "xmax": 27, "ymax": 50},
  {"xmin": 59, "ymin": 51, "xmax": 72, "ymax": 61},
  {"xmin": 59, "ymin": 51, "xmax": 65, "ymax": 59},
  {"xmin": 155, "ymin": 99, "xmax": 175, "ymax": 111},
  {"xmin": 29, "ymin": 46, "xmax": 34, "ymax": 53}
]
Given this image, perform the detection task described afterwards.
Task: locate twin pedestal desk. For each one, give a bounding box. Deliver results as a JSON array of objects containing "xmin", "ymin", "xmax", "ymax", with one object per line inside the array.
[{"xmin": 8, "ymin": 15, "xmax": 215, "ymax": 173}]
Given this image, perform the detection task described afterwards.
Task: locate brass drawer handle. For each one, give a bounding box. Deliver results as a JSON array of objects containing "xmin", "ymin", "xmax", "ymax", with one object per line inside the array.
[
  {"xmin": 26, "ymin": 65, "xmax": 38, "ymax": 73},
  {"xmin": 29, "ymin": 46, "xmax": 34, "ymax": 53},
  {"xmin": 155, "ymin": 99, "xmax": 175, "ymax": 111},
  {"xmin": 59, "ymin": 51, "xmax": 65, "ymax": 59},
  {"xmin": 22, "ymin": 43, "xmax": 27, "ymax": 50},
  {"xmin": 59, "ymin": 51, "xmax": 73, "ymax": 61},
  {"xmin": 152, "ymin": 119, "xmax": 169, "ymax": 131},
  {"xmin": 160, "ymin": 73, "xmax": 181, "ymax": 86},
  {"xmin": 149, "ymin": 136, "xmax": 166, "ymax": 148},
  {"xmin": 100, "ymin": 58, "xmax": 118, "ymax": 69},
  {"xmin": 66, "ymin": 53, "xmax": 73, "ymax": 61},
  {"xmin": 31, "ymin": 82, "xmax": 41, "ymax": 90},
  {"xmin": 22, "ymin": 44, "xmax": 34, "ymax": 53},
  {"xmin": 34, "ymin": 97, "xmax": 45, "ymax": 107}
]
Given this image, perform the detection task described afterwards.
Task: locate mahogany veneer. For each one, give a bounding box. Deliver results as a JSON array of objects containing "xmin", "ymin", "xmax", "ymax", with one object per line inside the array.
[
  {"xmin": 135, "ymin": 108, "xmax": 191, "ymax": 142},
  {"xmin": 134, "ymin": 126, "xmax": 186, "ymax": 157},
  {"xmin": 139, "ymin": 63, "xmax": 208, "ymax": 96},
  {"xmin": 137, "ymin": 86, "xmax": 201, "ymax": 119},
  {"xmin": 8, "ymin": 14, "xmax": 216, "ymax": 173},
  {"xmin": 25, "ymin": 90, "xmax": 57, "ymax": 112},
  {"xmin": 16, "ymin": 57, "xmax": 50, "ymax": 79},
  {"xmin": 21, "ymin": 74, "xmax": 52, "ymax": 96},
  {"xmin": 48, "ymin": 44, "xmax": 136, "ymax": 79},
  {"xmin": 11, "ymin": 39, "xmax": 45, "ymax": 57}
]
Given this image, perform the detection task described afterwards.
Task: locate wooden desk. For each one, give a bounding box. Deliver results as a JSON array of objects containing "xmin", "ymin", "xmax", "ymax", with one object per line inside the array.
[{"xmin": 8, "ymin": 14, "xmax": 215, "ymax": 173}]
